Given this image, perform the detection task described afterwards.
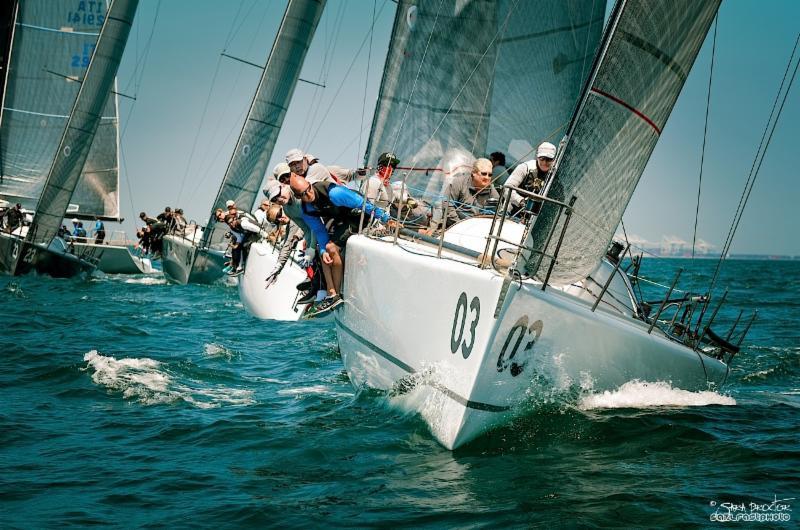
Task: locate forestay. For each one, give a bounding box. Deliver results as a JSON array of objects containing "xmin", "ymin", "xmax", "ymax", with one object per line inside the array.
[
  {"xmin": 28, "ymin": 0, "xmax": 137, "ymax": 246},
  {"xmin": 364, "ymin": 0, "xmax": 606, "ymax": 198},
  {"xmin": 0, "ymin": 0, "xmax": 106, "ymax": 210},
  {"xmin": 525, "ymin": 0, "xmax": 721, "ymax": 285},
  {"xmin": 200, "ymin": 0, "xmax": 326, "ymax": 251}
]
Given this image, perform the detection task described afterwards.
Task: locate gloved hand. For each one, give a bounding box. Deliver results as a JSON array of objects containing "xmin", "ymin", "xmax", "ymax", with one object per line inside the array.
[
  {"xmin": 299, "ymin": 247, "xmax": 316, "ymax": 267},
  {"xmin": 264, "ymin": 269, "xmax": 279, "ymax": 289}
]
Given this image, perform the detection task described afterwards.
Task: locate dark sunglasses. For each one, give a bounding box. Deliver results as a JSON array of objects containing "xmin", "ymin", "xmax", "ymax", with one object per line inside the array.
[
  {"xmin": 278, "ymin": 173, "xmax": 290, "ymax": 184},
  {"xmin": 538, "ymin": 157, "xmax": 554, "ymax": 162},
  {"xmin": 477, "ymin": 171, "xmax": 491, "ymax": 177}
]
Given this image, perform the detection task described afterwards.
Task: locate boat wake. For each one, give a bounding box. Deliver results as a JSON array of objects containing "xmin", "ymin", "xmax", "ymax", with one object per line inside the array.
[
  {"xmin": 578, "ymin": 380, "xmax": 736, "ymax": 410},
  {"xmin": 83, "ymin": 350, "xmax": 254, "ymax": 408},
  {"xmin": 122, "ymin": 276, "xmax": 168, "ymax": 285}
]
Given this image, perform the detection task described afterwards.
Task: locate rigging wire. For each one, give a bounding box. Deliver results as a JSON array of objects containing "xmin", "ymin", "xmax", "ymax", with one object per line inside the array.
[
  {"xmin": 174, "ymin": 0, "xmax": 259, "ymax": 207},
  {"xmin": 305, "ymin": 0, "xmax": 391, "ymax": 150},
  {"xmin": 692, "ymin": 14, "xmax": 718, "ymax": 260},
  {"xmin": 118, "ymin": 0, "xmax": 162, "ymax": 227},
  {"xmin": 708, "ymin": 30, "xmax": 800, "ymax": 294},
  {"xmin": 356, "ymin": 0, "xmax": 377, "ymax": 168}
]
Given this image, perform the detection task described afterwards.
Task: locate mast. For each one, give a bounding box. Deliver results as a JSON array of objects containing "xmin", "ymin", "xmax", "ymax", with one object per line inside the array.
[
  {"xmin": 198, "ymin": 0, "xmax": 326, "ymax": 252},
  {"xmin": 27, "ymin": 0, "xmax": 138, "ymax": 246},
  {"xmin": 0, "ymin": 0, "xmax": 19, "ymax": 181}
]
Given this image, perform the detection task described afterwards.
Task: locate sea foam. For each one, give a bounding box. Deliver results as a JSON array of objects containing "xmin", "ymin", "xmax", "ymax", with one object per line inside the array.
[
  {"xmin": 83, "ymin": 350, "xmax": 253, "ymax": 408},
  {"xmin": 579, "ymin": 380, "xmax": 736, "ymax": 410}
]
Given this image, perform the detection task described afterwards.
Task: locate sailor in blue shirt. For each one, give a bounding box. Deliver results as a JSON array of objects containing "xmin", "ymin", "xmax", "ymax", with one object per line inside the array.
[{"xmin": 290, "ymin": 176, "xmax": 396, "ymax": 315}]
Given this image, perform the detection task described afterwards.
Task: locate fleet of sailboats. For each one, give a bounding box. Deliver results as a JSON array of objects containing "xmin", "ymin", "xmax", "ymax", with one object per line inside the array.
[
  {"xmin": 0, "ymin": 0, "xmax": 772, "ymax": 449},
  {"xmin": 0, "ymin": 0, "xmax": 138, "ymax": 277}
]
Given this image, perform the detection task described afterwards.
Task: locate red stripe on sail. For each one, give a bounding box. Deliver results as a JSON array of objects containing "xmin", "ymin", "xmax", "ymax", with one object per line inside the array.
[{"xmin": 590, "ymin": 87, "xmax": 661, "ymax": 135}]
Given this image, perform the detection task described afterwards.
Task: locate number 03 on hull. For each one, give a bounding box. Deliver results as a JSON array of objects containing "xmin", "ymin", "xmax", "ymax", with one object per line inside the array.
[{"xmin": 336, "ymin": 221, "xmax": 729, "ymax": 450}]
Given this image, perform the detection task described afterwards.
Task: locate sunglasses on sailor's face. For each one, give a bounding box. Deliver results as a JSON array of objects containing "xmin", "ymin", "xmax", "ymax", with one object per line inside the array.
[
  {"xmin": 538, "ymin": 157, "xmax": 554, "ymax": 163},
  {"xmin": 293, "ymin": 184, "xmax": 313, "ymax": 200},
  {"xmin": 278, "ymin": 173, "xmax": 291, "ymax": 184}
]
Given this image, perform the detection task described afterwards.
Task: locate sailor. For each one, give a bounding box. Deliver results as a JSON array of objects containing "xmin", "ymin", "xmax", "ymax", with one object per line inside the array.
[
  {"xmin": 93, "ymin": 216, "xmax": 106, "ymax": 244},
  {"xmin": 504, "ymin": 141, "xmax": 556, "ymax": 212},
  {"xmin": 264, "ymin": 202, "xmax": 318, "ymax": 302},
  {"xmin": 439, "ymin": 157, "xmax": 499, "ymax": 228},
  {"xmin": 253, "ymin": 198, "xmax": 270, "ymax": 227},
  {"xmin": 139, "ymin": 211, "xmax": 157, "ymax": 226},
  {"xmin": 489, "ymin": 151, "xmax": 509, "ymax": 187},
  {"xmin": 286, "ymin": 148, "xmax": 339, "ymax": 185},
  {"xmin": 264, "ymin": 178, "xmax": 319, "ymax": 300},
  {"xmin": 360, "ymin": 151, "xmax": 400, "ymax": 208},
  {"xmin": 72, "ymin": 220, "xmax": 88, "ymax": 242},
  {"xmin": 173, "ymin": 208, "xmax": 187, "ymax": 235},
  {"xmin": 289, "ymin": 174, "xmax": 396, "ymax": 315},
  {"xmin": 4, "ymin": 203, "xmax": 24, "ymax": 233}
]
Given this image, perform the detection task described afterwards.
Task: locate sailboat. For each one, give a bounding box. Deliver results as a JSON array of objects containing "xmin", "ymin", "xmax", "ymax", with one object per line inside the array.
[
  {"xmin": 335, "ymin": 0, "xmax": 752, "ymax": 449},
  {"xmin": 162, "ymin": 0, "xmax": 326, "ymax": 285},
  {"xmin": 0, "ymin": 0, "xmax": 138, "ymax": 277}
]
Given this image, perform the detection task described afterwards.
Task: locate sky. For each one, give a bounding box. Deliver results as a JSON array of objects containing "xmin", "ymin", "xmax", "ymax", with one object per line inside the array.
[{"xmin": 113, "ymin": 0, "xmax": 800, "ymax": 256}]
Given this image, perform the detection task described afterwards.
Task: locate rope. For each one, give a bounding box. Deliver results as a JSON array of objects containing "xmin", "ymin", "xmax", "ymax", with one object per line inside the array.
[
  {"xmin": 708, "ymin": 30, "xmax": 800, "ymax": 294},
  {"xmin": 692, "ymin": 14, "xmax": 717, "ymax": 260}
]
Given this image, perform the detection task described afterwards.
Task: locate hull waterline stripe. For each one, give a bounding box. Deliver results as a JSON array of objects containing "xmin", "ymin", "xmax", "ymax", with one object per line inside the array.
[
  {"xmin": 590, "ymin": 87, "xmax": 661, "ymax": 135},
  {"xmin": 335, "ymin": 318, "xmax": 511, "ymax": 413}
]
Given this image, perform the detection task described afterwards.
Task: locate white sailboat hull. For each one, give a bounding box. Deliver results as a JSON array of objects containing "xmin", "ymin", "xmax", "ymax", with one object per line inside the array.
[
  {"xmin": 336, "ymin": 232, "xmax": 729, "ymax": 449},
  {"xmin": 238, "ymin": 241, "xmax": 310, "ymax": 320},
  {"xmin": 72, "ymin": 242, "xmax": 153, "ymax": 274},
  {"xmin": 162, "ymin": 234, "xmax": 225, "ymax": 285}
]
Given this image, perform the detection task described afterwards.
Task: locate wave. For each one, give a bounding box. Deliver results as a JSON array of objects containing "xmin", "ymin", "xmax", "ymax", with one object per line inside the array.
[
  {"xmin": 83, "ymin": 350, "xmax": 253, "ymax": 408},
  {"xmin": 277, "ymin": 385, "xmax": 353, "ymax": 398},
  {"xmin": 579, "ymin": 380, "xmax": 736, "ymax": 409},
  {"xmin": 122, "ymin": 277, "xmax": 168, "ymax": 285}
]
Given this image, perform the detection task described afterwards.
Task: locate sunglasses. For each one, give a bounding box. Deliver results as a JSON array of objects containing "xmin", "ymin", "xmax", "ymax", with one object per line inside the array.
[
  {"xmin": 278, "ymin": 173, "xmax": 290, "ymax": 184},
  {"xmin": 293, "ymin": 184, "xmax": 313, "ymax": 200},
  {"xmin": 538, "ymin": 157, "xmax": 554, "ymax": 162},
  {"xmin": 476, "ymin": 171, "xmax": 491, "ymax": 177}
]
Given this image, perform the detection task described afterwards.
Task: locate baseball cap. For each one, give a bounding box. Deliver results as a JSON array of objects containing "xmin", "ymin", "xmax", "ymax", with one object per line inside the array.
[
  {"xmin": 225, "ymin": 200, "xmax": 236, "ymax": 208},
  {"xmin": 265, "ymin": 180, "xmax": 282, "ymax": 202},
  {"xmin": 285, "ymin": 148, "xmax": 304, "ymax": 164},
  {"xmin": 378, "ymin": 151, "xmax": 400, "ymax": 168},
  {"xmin": 536, "ymin": 142, "xmax": 556, "ymax": 159},
  {"xmin": 273, "ymin": 162, "xmax": 291, "ymax": 179}
]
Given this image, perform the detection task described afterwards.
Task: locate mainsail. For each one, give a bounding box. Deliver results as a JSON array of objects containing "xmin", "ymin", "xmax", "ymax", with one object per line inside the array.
[
  {"xmin": 526, "ymin": 0, "xmax": 721, "ymax": 285},
  {"xmin": 0, "ymin": 0, "xmax": 108, "ymax": 210},
  {"xmin": 364, "ymin": 0, "xmax": 606, "ymax": 197},
  {"xmin": 70, "ymin": 88, "xmax": 120, "ymax": 220},
  {"xmin": 200, "ymin": 0, "xmax": 326, "ymax": 250},
  {"xmin": 27, "ymin": 0, "xmax": 137, "ymax": 245}
]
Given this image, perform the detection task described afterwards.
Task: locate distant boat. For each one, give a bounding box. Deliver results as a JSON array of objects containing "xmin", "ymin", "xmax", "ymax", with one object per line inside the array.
[
  {"xmin": 162, "ymin": 0, "xmax": 326, "ymax": 286},
  {"xmin": 0, "ymin": 0, "xmax": 138, "ymax": 277},
  {"xmin": 336, "ymin": 0, "xmax": 750, "ymax": 449}
]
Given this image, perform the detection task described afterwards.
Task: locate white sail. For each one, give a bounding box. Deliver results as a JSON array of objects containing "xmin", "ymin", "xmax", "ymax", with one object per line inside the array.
[
  {"xmin": 0, "ymin": 0, "xmax": 107, "ymax": 210},
  {"xmin": 525, "ymin": 0, "xmax": 722, "ymax": 285},
  {"xmin": 29, "ymin": 0, "xmax": 137, "ymax": 246}
]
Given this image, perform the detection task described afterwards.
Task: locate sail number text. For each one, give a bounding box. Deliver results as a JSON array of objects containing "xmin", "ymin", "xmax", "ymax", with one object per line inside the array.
[
  {"xmin": 450, "ymin": 292, "xmax": 480, "ymax": 359},
  {"xmin": 497, "ymin": 315, "xmax": 543, "ymax": 377}
]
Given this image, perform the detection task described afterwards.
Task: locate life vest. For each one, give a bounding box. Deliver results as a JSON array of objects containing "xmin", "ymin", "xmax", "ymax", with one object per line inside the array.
[{"xmin": 302, "ymin": 182, "xmax": 360, "ymax": 222}]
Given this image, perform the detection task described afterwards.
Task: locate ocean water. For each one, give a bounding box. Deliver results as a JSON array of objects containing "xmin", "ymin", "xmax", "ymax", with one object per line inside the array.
[{"xmin": 1, "ymin": 259, "xmax": 798, "ymax": 528}]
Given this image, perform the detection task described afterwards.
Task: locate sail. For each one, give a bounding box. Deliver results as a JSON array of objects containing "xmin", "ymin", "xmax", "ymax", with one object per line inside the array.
[
  {"xmin": 364, "ymin": 0, "xmax": 606, "ymax": 198},
  {"xmin": 525, "ymin": 0, "xmax": 721, "ymax": 285},
  {"xmin": 69, "ymin": 88, "xmax": 120, "ymax": 220},
  {"xmin": 201, "ymin": 0, "xmax": 326, "ymax": 250},
  {"xmin": 29, "ymin": 0, "xmax": 137, "ymax": 245},
  {"xmin": 364, "ymin": 0, "xmax": 497, "ymax": 197},
  {"xmin": 0, "ymin": 0, "xmax": 107, "ymax": 210},
  {"xmin": 486, "ymin": 0, "xmax": 607, "ymax": 163}
]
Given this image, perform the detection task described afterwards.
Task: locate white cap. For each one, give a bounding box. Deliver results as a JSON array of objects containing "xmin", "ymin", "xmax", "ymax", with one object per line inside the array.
[
  {"xmin": 536, "ymin": 142, "xmax": 556, "ymax": 159},
  {"xmin": 305, "ymin": 153, "xmax": 318, "ymax": 163},
  {"xmin": 285, "ymin": 148, "xmax": 304, "ymax": 163},
  {"xmin": 273, "ymin": 162, "xmax": 291, "ymax": 179},
  {"xmin": 265, "ymin": 180, "xmax": 282, "ymax": 202},
  {"xmin": 225, "ymin": 200, "xmax": 235, "ymax": 208},
  {"xmin": 71, "ymin": 218, "xmax": 79, "ymax": 223}
]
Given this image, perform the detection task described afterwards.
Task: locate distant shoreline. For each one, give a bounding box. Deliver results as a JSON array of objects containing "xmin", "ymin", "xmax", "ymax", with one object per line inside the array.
[{"xmin": 631, "ymin": 252, "xmax": 800, "ymax": 261}]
